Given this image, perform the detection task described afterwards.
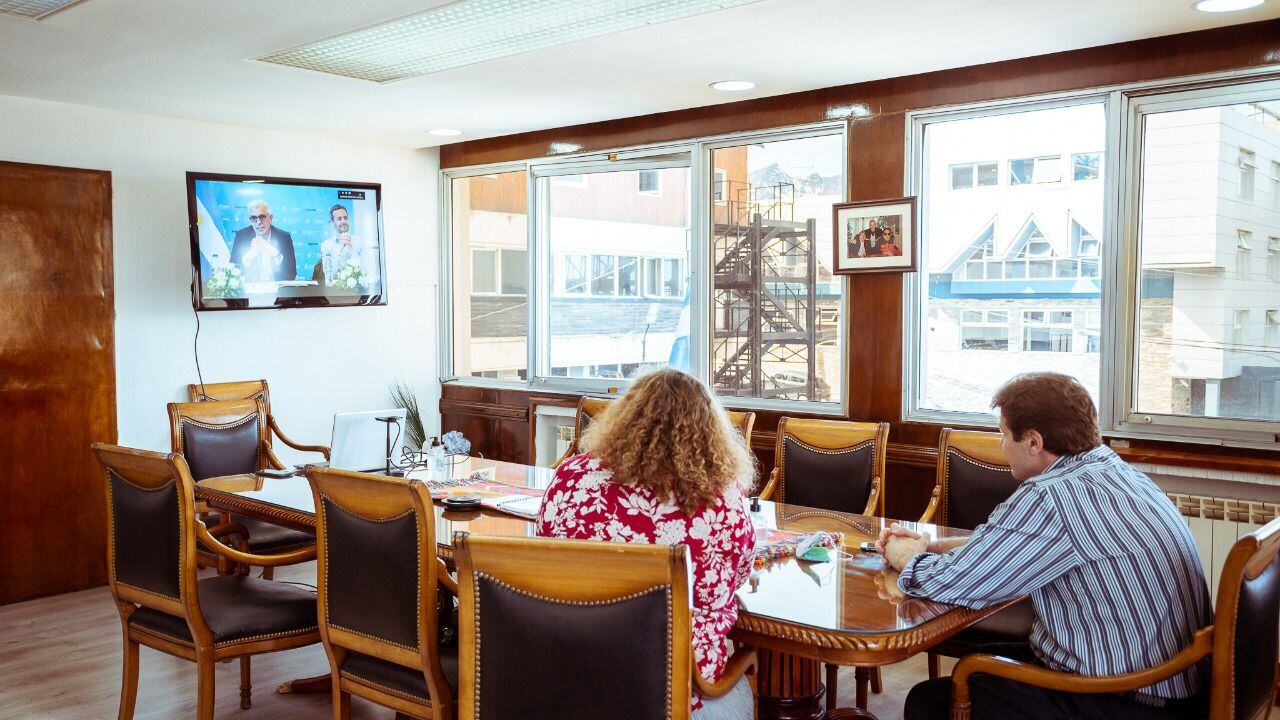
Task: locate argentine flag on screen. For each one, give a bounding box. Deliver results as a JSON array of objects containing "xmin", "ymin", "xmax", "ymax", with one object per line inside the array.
[{"xmin": 667, "ymin": 291, "xmax": 690, "ymax": 372}]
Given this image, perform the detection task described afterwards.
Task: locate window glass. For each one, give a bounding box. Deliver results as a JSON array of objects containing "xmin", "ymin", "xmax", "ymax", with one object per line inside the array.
[
  {"xmin": 1072, "ymin": 152, "xmax": 1101, "ymax": 181},
  {"xmin": 918, "ymin": 103, "xmax": 1104, "ymax": 414},
  {"xmin": 951, "ymin": 165, "xmax": 974, "ymax": 189},
  {"xmin": 976, "ymin": 162, "xmax": 998, "ymax": 187},
  {"xmin": 451, "ymin": 171, "xmax": 528, "ymax": 381},
  {"xmin": 710, "ymin": 133, "xmax": 845, "ymax": 403},
  {"xmin": 543, "ymin": 167, "xmax": 690, "ymax": 381},
  {"xmin": 1135, "ymin": 100, "xmax": 1280, "ymax": 421}
]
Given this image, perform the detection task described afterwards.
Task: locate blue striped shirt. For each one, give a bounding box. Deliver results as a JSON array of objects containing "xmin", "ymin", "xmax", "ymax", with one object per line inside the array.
[{"xmin": 898, "ymin": 445, "xmax": 1212, "ymax": 699}]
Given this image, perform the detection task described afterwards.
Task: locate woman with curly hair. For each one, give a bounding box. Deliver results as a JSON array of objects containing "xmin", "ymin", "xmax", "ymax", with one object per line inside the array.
[{"xmin": 534, "ymin": 368, "xmax": 758, "ymax": 719}]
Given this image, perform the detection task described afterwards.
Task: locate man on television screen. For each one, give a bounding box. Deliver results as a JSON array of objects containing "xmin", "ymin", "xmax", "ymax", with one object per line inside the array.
[
  {"xmin": 230, "ymin": 199, "xmax": 297, "ymax": 282},
  {"xmin": 320, "ymin": 204, "xmax": 374, "ymax": 286}
]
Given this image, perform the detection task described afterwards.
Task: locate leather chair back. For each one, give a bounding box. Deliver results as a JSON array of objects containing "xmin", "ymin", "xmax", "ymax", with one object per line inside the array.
[
  {"xmin": 454, "ymin": 534, "xmax": 693, "ymax": 720},
  {"xmin": 168, "ymin": 398, "xmax": 270, "ymax": 481},
  {"xmin": 1211, "ymin": 515, "xmax": 1280, "ymax": 719},
  {"xmin": 305, "ymin": 467, "xmax": 452, "ymax": 705},
  {"xmin": 928, "ymin": 428, "xmax": 1020, "ymax": 530},
  {"xmin": 187, "ymin": 379, "xmax": 272, "ymax": 415},
  {"xmin": 773, "ymin": 418, "xmax": 889, "ymax": 516},
  {"xmin": 91, "ymin": 444, "xmax": 210, "ymax": 631}
]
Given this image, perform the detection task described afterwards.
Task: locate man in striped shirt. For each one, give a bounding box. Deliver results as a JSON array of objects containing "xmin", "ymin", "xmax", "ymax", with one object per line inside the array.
[{"xmin": 880, "ymin": 372, "xmax": 1212, "ymax": 719}]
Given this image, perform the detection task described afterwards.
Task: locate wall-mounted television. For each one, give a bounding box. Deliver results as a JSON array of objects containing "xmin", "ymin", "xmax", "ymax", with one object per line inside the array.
[{"xmin": 187, "ymin": 172, "xmax": 385, "ymax": 310}]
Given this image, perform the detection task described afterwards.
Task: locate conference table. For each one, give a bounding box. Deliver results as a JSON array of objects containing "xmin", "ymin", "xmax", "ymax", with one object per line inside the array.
[{"xmin": 196, "ymin": 456, "xmax": 1015, "ymax": 720}]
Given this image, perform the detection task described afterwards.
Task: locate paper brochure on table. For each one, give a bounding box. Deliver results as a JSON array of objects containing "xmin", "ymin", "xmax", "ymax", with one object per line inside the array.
[{"xmin": 415, "ymin": 466, "xmax": 545, "ymax": 519}]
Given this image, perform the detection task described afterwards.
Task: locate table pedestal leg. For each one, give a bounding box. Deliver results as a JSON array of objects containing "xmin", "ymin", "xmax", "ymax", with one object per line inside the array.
[{"xmin": 755, "ymin": 649, "xmax": 879, "ymax": 720}]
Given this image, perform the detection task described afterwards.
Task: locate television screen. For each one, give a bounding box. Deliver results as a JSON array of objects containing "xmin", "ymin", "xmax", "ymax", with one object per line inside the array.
[{"xmin": 187, "ymin": 172, "xmax": 385, "ymax": 310}]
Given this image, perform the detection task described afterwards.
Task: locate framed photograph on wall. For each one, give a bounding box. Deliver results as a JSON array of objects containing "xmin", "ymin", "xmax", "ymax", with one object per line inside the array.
[{"xmin": 832, "ymin": 197, "xmax": 917, "ymax": 274}]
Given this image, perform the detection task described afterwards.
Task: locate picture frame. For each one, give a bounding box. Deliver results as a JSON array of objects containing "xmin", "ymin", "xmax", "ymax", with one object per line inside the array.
[{"xmin": 832, "ymin": 197, "xmax": 918, "ymax": 275}]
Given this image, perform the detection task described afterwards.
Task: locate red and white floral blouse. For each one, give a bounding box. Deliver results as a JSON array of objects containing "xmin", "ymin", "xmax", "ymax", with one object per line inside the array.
[{"xmin": 534, "ymin": 452, "xmax": 757, "ymax": 708}]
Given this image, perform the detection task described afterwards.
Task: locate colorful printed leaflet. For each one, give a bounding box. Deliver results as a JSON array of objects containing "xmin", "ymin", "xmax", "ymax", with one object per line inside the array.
[
  {"xmin": 426, "ymin": 472, "xmax": 545, "ymax": 519},
  {"xmin": 754, "ymin": 529, "xmax": 844, "ymax": 568}
]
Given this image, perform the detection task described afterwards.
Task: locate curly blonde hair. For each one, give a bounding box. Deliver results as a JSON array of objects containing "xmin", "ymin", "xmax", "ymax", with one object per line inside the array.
[{"xmin": 580, "ymin": 369, "xmax": 755, "ymax": 514}]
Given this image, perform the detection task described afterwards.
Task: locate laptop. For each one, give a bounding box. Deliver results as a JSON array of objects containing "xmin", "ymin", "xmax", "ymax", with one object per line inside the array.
[{"xmin": 329, "ymin": 409, "xmax": 408, "ymax": 473}]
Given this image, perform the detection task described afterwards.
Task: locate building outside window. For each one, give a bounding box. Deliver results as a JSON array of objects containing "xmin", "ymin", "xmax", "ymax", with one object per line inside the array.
[
  {"xmin": 713, "ymin": 168, "xmax": 727, "ymax": 202},
  {"xmin": 915, "ymin": 102, "xmax": 1104, "ymax": 415},
  {"xmin": 1009, "ymin": 155, "xmax": 1062, "ymax": 185},
  {"xmin": 1238, "ymin": 230, "xmax": 1253, "ymax": 279},
  {"xmin": 638, "ymin": 169, "xmax": 661, "ymax": 195},
  {"xmin": 1072, "ymin": 152, "xmax": 1102, "ymax": 180},
  {"xmin": 1269, "ymin": 237, "xmax": 1280, "ymax": 281},
  {"xmin": 471, "ymin": 249, "xmax": 497, "ymax": 294},
  {"xmin": 563, "ymin": 254, "xmax": 588, "ymax": 294}
]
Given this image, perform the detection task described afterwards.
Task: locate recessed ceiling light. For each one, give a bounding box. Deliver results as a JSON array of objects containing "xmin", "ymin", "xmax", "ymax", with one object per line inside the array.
[
  {"xmin": 710, "ymin": 80, "xmax": 755, "ymax": 92},
  {"xmin": 0, "ymin": 0, "xmax": 89, "ymax": 20},
  {"xmin": 1192, "ymin": 0, "xmax": 1264, "ymax": 12},
  {"xmin": 428, "ymin": 128, "xmax": 462, "ymax": 137}
]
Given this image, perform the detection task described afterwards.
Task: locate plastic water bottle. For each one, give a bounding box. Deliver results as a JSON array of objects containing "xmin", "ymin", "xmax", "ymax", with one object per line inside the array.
[
  {"xmin": 748, "ymin": 495, "xmax": 769, "ymax": 544},
  {"xmin": 427, "ymin": 437, "xmax": 447, "ymax": 473}
]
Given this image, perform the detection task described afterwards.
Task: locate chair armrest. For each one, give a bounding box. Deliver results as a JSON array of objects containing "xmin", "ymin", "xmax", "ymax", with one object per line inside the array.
[
  {"xmin": 950, "ymin": 627, "xmax": 1213, "ymax": 720},
  {"xmin": 862, "ymin": 475, "xmax": 882, "ymax": 517},
  {"xmin": 694, "ymin": 646, "xmax": 757, "ymax": 699},
  {"xmin": 261, "ymin": 441, "xmax": 288, "ymax": 471},
  {"xmin": 195, "ymin": 519, "xmax": 317, "ymax": 568},
  {"xmin": 204, "ymin": 522, "xmax": 249, "ymax": 541},
  {"xmin": 270, "ymin": 416, "xmax": 331, "ymax": 460},
  {"xmin": 437, "ymin": 558, "xmax": 459, "ymax": 595},
  {"xmin": 918, "ymin": 484, "xmax": 941, "ymax": 524},
  {"xmin": 757, "ymin": 468, "xmax": 779, "ymax": 501}
]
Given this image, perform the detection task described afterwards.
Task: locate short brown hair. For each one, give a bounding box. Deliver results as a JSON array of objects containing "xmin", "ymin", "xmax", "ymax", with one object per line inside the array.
[
  {"xmin": 991, "ymin": 372, "xmax": 1100, "ymax": 456},
  {"xmin": 581, "ymin": 368, "xmax": 754, "ymax": 514}
]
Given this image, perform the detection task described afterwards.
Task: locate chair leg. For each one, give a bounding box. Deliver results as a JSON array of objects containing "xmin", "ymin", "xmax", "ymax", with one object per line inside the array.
[
  {"xmin": 196, "ymin": 653, "xmax": 216, "ymax": 720},
  {"xmin": 824, "ymin": 663, "xmax": 838, "ymax": 711},
  {"xmin": 928, "ymin": 651, "xmax": 941, "ymax": 680},
  {"xmin": 117, "ymin": 636, "xmax": 139, "ymax": 720},
  {"xmin": 871, "ymin": 666, "xmax": 883, "ymax": 694},
  {"xmin": 262, "ymin": 566, "xmax": 274, "ymax": 581},
  {"xmin": 332, "ymin": 680, "xmax": 350, "ymax": 720},
  {"xmin": 239, "ymin": 655, "xmax": 252, "ymax": 709},
  {"xmin": 855, "ymin": 666, "xmax": 869, "ymax": 710}
]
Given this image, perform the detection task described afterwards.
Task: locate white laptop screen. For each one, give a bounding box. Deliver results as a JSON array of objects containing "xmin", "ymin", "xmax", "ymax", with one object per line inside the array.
[{"xmin": 329, "ymin": 409, "xmax": 407, "ymax": 472}]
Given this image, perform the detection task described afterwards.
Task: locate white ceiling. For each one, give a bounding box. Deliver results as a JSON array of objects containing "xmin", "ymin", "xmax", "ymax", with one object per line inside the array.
[{"xmin": 0, "ymin": 0, "xmax": 1278, "ymax": 149}]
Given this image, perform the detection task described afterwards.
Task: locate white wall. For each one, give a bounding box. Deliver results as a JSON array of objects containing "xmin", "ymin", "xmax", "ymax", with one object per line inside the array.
[{"xmin": 0, "ymin": 94, "xmax": 440, "ymax": 464}]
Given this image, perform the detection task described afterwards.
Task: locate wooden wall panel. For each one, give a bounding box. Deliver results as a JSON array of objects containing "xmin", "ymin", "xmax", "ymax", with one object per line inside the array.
[
  {"xmin": 439, "ymin": 19, "xmax": 1280, "ymax": 520},
  {"xmin": 0, "ymin": 161, "xmax": 115, "ymax": 604}
]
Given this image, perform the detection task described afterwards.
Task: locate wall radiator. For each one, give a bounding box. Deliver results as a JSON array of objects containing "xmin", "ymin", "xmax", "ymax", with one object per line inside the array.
[{"xmin": 1166, "ymin": 493, "xmax": 1279, "ymax": 604}]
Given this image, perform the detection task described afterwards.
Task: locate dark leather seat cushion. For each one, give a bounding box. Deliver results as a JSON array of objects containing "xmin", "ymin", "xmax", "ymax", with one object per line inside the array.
[
  {"xmin": 942, "ymin": 597, "xmax": 1035, "ymax": 649},
  {"xmin": 130, "ymin": 575, "xmax": 317, "ymax": 647},
  {"xmin": 230, "ymin": 514, "xmax": 315, "ymax": 552},
  {"xmin": 340, "ymin": 647, "xmax": 459, "ymax": 704}
]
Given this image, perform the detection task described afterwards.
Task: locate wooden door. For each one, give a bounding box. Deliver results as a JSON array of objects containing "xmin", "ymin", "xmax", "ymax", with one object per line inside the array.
[{"xmin": 0, "ymin": 161, "xmax": 115, "ymax": 604}]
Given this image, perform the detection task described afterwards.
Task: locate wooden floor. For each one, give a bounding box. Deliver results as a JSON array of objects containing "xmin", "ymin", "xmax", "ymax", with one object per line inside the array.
[{"xmin": 0, "ymin": 562, "xmax": 1250, "ymax": 719}]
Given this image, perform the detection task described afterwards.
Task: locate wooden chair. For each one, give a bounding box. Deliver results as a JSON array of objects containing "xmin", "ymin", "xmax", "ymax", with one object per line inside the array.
[
  {"xmin": 951, "ymin": 514, "xmax": 1280, "ymax": 720},
  {"xmin": 453, "ymin": 534, "xmax": 756, "ymax": 720},
  {"xmin": 91, "ymin": 443, "xmax": 320, "ymax": 720},
  {"xmin": 305, "ymin": 466, "xmax": 457, "ymax": 720},
  {"xmin": 758, "ymin": 416, "xmax": 889, "ymax": 711},
  {"xmin": 187, "ymin": 378, "xmax": 330, "ymax": 460},
  {"xmin": 553, "ymin": 395, "xmax": 756, "ymax": 467},
  {"xmin": 168, "ymin": 398, "xmax": 315, "ymax": 577},
  {"xmin": 920, "ymin": 428, "xmax": 1033, "ymax": 681}
]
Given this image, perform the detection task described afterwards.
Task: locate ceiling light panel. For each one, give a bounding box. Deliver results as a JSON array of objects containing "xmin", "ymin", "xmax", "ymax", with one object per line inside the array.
[
  {"xmin": 257, "ymin": 0, "xmax": 766, "ymax": 84},
  {"xmin": 0, "ymin": 0, "xmax": 86, "ymax": 20}
]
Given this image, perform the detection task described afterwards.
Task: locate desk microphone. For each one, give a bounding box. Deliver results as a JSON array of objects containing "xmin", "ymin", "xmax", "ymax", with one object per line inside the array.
[{"xmin": 374, "ymin": 416, "xmax": 404, "ymax": 477}]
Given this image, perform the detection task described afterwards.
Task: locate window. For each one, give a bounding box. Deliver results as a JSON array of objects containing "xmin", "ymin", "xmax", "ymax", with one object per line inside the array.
[
  {"xmin": 960, "ymin": 309, "xmax": 1010, "ymax": 350},
  {"xmin": 450, "ymin": 170, "xmax": 529, "ymax": 381},
  {"xmin": 1237, "ymin": 230, "xmax": 1252, "ymax": 279},
  {"xmin": 563, "ymin": 255, "xmax": 588, "ymax": 294},
  {"xmin": 949, "ymin": 162, "xmax": 998, "ymax": 189},
  {"xmin": 591, "ymin": 255, "xmax": 616, "ymax": 295},
  {"xmin": 1072, "ymin": 152, "xmax": 1101, "ymax": 181},
  {"xmin": 618, "ymin": 256, "xmax": 639, "ymax": 296},
  {"xmin": 471, "ymin": 249, "xmax": 497, "ymax": 293},
  {"xmin": 1010, "ymin": 155, "xmax": 1062, "ymax": 184},
  {"xmin": 914, "ymin": 102, "xmax": 1104, "ymax": 416},
  {"xmin": 1132, "ymin": 90, "xmax": 1280, "ymax": 426},
  {"xmin": 543, "ymin": 165, "xmax": 690, "ymax": 382},
  {"xmin": 638, "ymin": 170, "xmax": 661, "ymax": 194},
  {"xmin": 1239, "ymin": 149, "xmax": 1256, "ymax": 200},
  {"xmin": 1267, "ymin": 310, "xmax": 1280, "ymax": 349},
  {"xmin": 1274, "ymin": 161, "xmax": 1280, "ymax": 210},
  {"xmin": 710, "ymin": 131, "xmax": 845, "ymax": 404},
  {"xmin": 713, "ymin": 168, "xmax": 727, "ymax": 202}
]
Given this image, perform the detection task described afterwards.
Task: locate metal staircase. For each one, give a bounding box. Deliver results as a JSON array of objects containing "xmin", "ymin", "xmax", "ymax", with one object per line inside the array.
[{"xmin": 712, "ymin": 180, "xmax": 820, "ymax": 400}]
